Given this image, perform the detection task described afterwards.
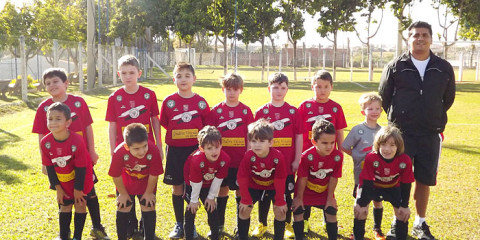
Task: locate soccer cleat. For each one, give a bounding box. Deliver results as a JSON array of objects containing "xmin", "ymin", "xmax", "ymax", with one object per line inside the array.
[
  {"xmin": 207, "ymin": 225, "xmax": 224, "ymax": 238},
  {"xmin": 412, "ymin": 222, "xmax": 436, "ymax": 240},
  {"xmin": 251, "ymin": 223, "xmax": 268, "ymax": 238},
  {"xmin": 373, "ymin": 228, "xmax": 386, "ymax": 240},
  {"xmin": 284, "ymin": 222, "xmax": 295, "ymax": 239},
  {"xmin": 385, "ymin": 223, "xmax": 396, "ymax": 240},
  {"xmin": 193, "ymin": 225, "xmax": 199, "ymax": 239},
  {"xmin": 168, "ymin": 222, "xmax": 184, "ymax": 239},
  {"xmin": 303, "ymin": 220, "xmax": 310, "ymax": 234},
  {"xmin": 90, "ymin": 227, "xmax": 111, "ymax": 240}
]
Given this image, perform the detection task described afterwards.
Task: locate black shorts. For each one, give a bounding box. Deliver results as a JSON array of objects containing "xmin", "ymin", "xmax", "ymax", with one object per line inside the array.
[
  {"xmin": 285, "ymin": 175, "xmax": 295, "ymax": 195},
  {"xmin": 357, "ymin": 187, "xmax": 402, "ymax": 209},
  {"xmin": 163, "ymin": 145, "xmax": 198, "ymax": 185},
  {"xmin": 293, "ymin": 204, "xmax": 337, "ymax": 216},
  {"xmin": 115, "ymin": 192, "xmax": 156, "ymax": 208},
  {"xmin": 403, "ymin": 133, "xmax": 442, "ymax": 186},
  {"xmin": 184, "ymin": 185, "xmax": 210, "ymax": 204},
  {"xmin": 248, "ymin": 188, "xmax": 279, "ymax": 205},
  {"xmin": 62, "ymin": 187, "xmax": 97, "ymax": 206},
  {"xmin": 223, "ymin": 168, "xmax": 239, "ymax": 190}
]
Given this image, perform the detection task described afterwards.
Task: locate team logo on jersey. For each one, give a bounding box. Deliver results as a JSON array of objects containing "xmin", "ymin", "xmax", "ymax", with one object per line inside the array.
[
  {"xmin": 318, "ymin": 162, "xmax": 324, "ymax": 168},
  {"xmin": 333, "ymin": 107, "xmax": 338, "ymax": 113},
  {"xmin": 274, "ymin": 158, "xmax": 279, "ymax": 164},
  {"xmin": 116, "ymin": 95, "xmax": 122, "ymax": 102},
  {"xmin": 273, "ymin": 120, "xmax": 285, "ymax": 130},
  {"xmin": 275, "ymin": 113, "xmax": 281, "ymax": 120},
  {"xmin": 183, "ymin": 105, "xmax": 189, "ymax": 111},
  {"xmin": 200, "ymin": 161, "xmax": 205, "ymax": 168},
  {"xmin": 226, "ymin": 120, "xmax": 237, "ymax": 130},
  {"xmin": 253, "ymin": 168, "xmax": 274, "ymax": 178},
  {"xmin": 198, "ymin": 101, "xmax": 207, "ymax": 110},
  {"xmin": 229, "ymin": 111, "xmax": 234, "ymax": 118},
  {"xmin": 308, "ymin": 154, "xmax": 313, "ymax": 161},
  {"xmin": 220, "ymin": 161, "xmax": 225, "ymax": 167},
  {"xmin": 373, "ymin": 161, "xmax": 379, "ymax": 168},
  {"xmin": 319, "ymin": 106, "xmax": 324, "ymax": 113},
  {"xmin": 384, "ymin": 168, "xmax": 390, "ymax": 175},
  {"xmin": 44, "ymin": 105, "xmax": 49, "ymax": 112},
  {"xmin": 358, "ymin": 129, "xmax": 364, "ymax": 135},
  {"xmin": 243, "ymin": 109, "xmax": 248, "ymax": 115},
  {"xmin": 399, "ymin": 162, "xmax": 406, "ymax": 169},
  {"xmin": 310, "ymin": 168, "xmax": 333, "ymax": 179},
  {"xmin": 260, "ymin": 163, "xmax": 265, "ymax": 168},
  {"xmin": 52, "ymin": 155, "xmax": 71, "ymax": 168},
  {"xmin": 144, "ymin": 93, "xmax": 150, "ymax": 100},
  {"xmin": 74, "ymin": 101, "xmax": 81, "ymax": 108},
  {"xmin": 130, "ymin": 108, "xmax": 140, "ymax": 118},
  {"xmin": 334, "ymin": 155, "xmax": 341, "ymax": 162},
  {"xmin": 167, "ymin": 100, "xmax": 175, "ymax": 108},
  {"xmin": 181, "ymin": 112, "xmax": 193, "ymax": 122},
  {"xmin": 289, "ymin": 109, "xmax": 295, "ymax": 114},
  {"xmin": 306, "ymin": 103, "xmax": 311, "ymax": 108},
  {"xmin": 146, "ymin": 154, "xmax": 152, "ymax": 160},
  {"xmin": 217, "ymin": 108, "xmax": 223, "ymax": 114},
  {"xmin": 45, "ymin": 142, "xmax": 51, "ymax": 149},
  {"xmin": 250, "ymin": 156, "xmax": 256, "ymax": 162},
  {"xmin": 71, "ymin": 145, "xmax": 77, "ymax": 153},
  {"xmin": 123, "ymin": 154, "xmax": 130, "ymax": 161},
  {"xmin": 263, "ymin": 108, "xmax": 269, "ymax": 114},
  {"xmin": 203, "ymin": 173, "xmax": 215, "ymax": 181}
]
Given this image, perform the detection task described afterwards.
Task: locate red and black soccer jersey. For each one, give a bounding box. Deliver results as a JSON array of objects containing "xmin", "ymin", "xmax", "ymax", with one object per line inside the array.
[
  {"xmin": 206, "ymin": 102, "xmax": 253, "ymax": 168},
  {"xmin": 255, "ymin": 102, "xmax": 303, "ymax": 175},
  {"xmin": 183, "ymin": 149, "xmax": 231, "ymax": 188},
  {"xmin": 295, "ymin": 147, "xmax": 343, "ymax": 206},
  {"xmin": 298, "ymin": 99, "xmax": 347, "ymax": 151},
  {"xmin": 40, "ymin": 132, "xmax": 94, "ymax": 199},
  {"xmin": 105, "ymin": 86, "xmax": 159, "ymax": 146},
  {"xmin": 108, "ymin": 141, "xmax": 164, "ymax": 195},
  {"xmin": 237, "ymin": 148, "xmax": 287, "ymax": 205},
  {"xmin": 33, "ymin": 94, "xmax": 93, "ymax": 146},
  {"xmin": 160, "ymin": 93, "xmax": 210, "ymax": 147},
  {"xmin": 359, "ymin": 152, "xmax": 414, "ymax": 189}
]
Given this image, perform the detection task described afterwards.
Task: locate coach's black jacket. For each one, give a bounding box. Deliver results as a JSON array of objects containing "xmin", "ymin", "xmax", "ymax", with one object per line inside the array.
[{"xmin": 379, "ymin": 51, "xmax": 456, "ymax": 135}]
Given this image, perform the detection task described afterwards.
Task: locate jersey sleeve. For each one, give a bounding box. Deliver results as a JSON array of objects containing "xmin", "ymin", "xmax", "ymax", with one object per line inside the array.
[
  {"xmin": 359, "ymin": 153, "xmax": 376, "ymax": 184},
  {"xmin": 148, "ymin": 143, "xmax": 164, "ymax": 176},
  {"xmin": 342, "ymin": 128, "xmax": 358, "ymax": 150},
  {"xmin": 200, "ymin": 100, "xmax": 211, "ymax": 125},
  {"xmin": 40, "ymin": 138, "xmax": 53, "ymax": 166},
  {"xmin": 149, "ymin": 90, "xmax": 160, "ymax": 117},
  {"xmin": 188, "ymin": 156, "xmax": 203, "ymax": 183},
  {"xmin": 296, "ymin": 153, "xmax": 310, "ymax": 178},
  {"xmin": 331, "ymin": 152, "xmax": 343, "ymax": 178},
  {"xmin": 105, "ymin": 94, "xmax": 117, "ymax": 122},
  {"xmin": 399, "ymin": 154, "xmax": 415, "ymax": 184},
  {"xmin": 245, "ymin": 106, "xmax": 254, "ymax": 125},
  {"xmin": 108, "ymin": 147, "xmax": 125, "ymax": 177},
  {"xmin": 73, "ymin": 136, "xmax": 89, "ymax": 168},
  {"xmin": 79, "ymin": 97, "xmax": 94, "ymax": 126},
  {"xmin": 335, "ymin": 105, "xmax": 347, "ymax": 130},
  {"xmin": 216, "ymin": 151, "xmax": 231, "ymax": 179},
  {"xmin": 293, "ymin": 108, "xmax": 303, "ymax": 135},
  {"xmin": 159, "ymin": 98, "xmax": 169, "ymax": 129},
  {"xmin": 205, "ymin": 106, "xmax": 218, "ymax": 126},
  {"xmin": 237, "ymin": 152, "xmax": 253, "ymax": 204},
  {"xmin": 32, "ymin": 102, "xmax": 49, "ymax": 134}
]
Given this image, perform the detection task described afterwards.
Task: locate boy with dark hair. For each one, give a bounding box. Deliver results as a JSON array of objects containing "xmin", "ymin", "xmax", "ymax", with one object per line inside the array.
[
  {"xmin": 40, "ymin": 102, "xmax": 95, "ymax": 240},
  {"xmin": 237, "ymin": 119, "xmax": 288, "ymax": 240},
  {"xmin": 106, "ymin": 55, "xmax": 163, "ymax": 236},
  {"xmin": 183, "ymin": 126, "xmax": 231, "ymax": 240},
  {"xmin": 108, "ymin": 123, "xmax": 164, "ymax": 240},
  {"xmin": 253, "ymin": 72, "xmax": 303, "ymax": 238},
  {"xmin": 160, "ymin": 61, "xmax": 210, "ymax": 238},
  {"xmin": 205, "ymin": 72, "xmax": 254, "ymax": 236},
  {"xmin": 291, "ymin": 119, "xmax": 343, "ymax": 240},
  {"xmin": 33, "ymin": 68, "xmax": 109, "ymax": 239}
]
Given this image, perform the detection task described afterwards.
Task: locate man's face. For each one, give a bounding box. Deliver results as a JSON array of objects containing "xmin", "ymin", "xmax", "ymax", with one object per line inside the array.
[{"xmin": 408, "ymin": 27, "xmax": 432, "ymax": 56}]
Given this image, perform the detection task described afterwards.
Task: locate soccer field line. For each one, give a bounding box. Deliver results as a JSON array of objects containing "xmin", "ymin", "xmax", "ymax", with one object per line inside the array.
[{"xmin": 352, "ymin": 82, "xmax": 367, "ymax": 89}]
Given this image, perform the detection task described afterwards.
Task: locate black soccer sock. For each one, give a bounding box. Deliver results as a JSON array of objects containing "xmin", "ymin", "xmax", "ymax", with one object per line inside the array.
[
  {"xmin": 303, "ymin": 206, "xmax": 311, "ymax": 220},
  {"xmin": 73, "ymin": 212, "xmax": 87, "ymax": 240},
  {"xmin": 235, "ymin": 196, "xmax": 241, "ymax": 219},
  {"xmin": 273, "ymin": 219, "xmax": 286, "ymax": 240},
  {"xmin": 172, "ymin": 194, "xmax": 184, "ymax": 223},
  {"xmin": 207, "ymin": 209, "xmax": 220, "ymax": 240},
  {"xmin": 217, "ymin": 196, "xmax": 228, "ymax": 226},
  {"xmin": 128, "ymin": 200, "xmax": 138, "ymax": 232},
  {"xmin": 325, "ymin": 221, "xmax": 338, "ymax": 240},
  {"xmin": 87, "ymin": 197, "xmax": 102, "ymax": 229},
  {"xmin": 286, "ymin": 193, "xmax": 293, "ymax": 223},
  {"xmin": 237, "ymin": 217, "xmax": 250, "ymax": 240},
  {"xmin": 258, "ymin": 198, "xmax": 271, "ymax": 226},
  {"xmin": 395, "ymin": 220, "xmax": 408, "ymax": 240},
  {"xmin": 59, "ymin": 212, "xmax": 72, "ymax": 240},
  {"xmin": 353, "ymin": 219, "xmax": 366, "ymax": 240},
  {"xmin": 373, "ymin": 207, "xmax": 383, "ymax": 229},
  {"xmin": 293, "ymin": 221, "xmax": 304, "ymax": 240},
  {"xmin": 142, "ymin": 211, "xmax": 156, "ymax": 240},
  {"xmin": 116, "ymin": 211, "xmax": 130, "ymax": 240},
  {"xmin": 184, "ymin": 208, "xmax": 195, "ymax": 240}
]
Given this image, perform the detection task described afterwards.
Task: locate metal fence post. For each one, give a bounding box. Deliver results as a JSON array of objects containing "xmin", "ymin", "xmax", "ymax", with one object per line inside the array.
[
  {"xmin": 79, "ymin": 42, "xmax": 84, "ymax": 92},
  {"xmin": 458, "ymin": 52, "xmax": 464, "ymax": 82},
  {"xmin": 53, "ymin": 39, "xmax": 59, "ymax": 67},
  {"xmin": 20, "ymin": 36, "xmax": 28, "ymax": 101},
  {"xmin": 98, "ymin": 44, "xmax": 103, "ymax": 87},
  {"xmin": 476, "ymin": 52, "xmax": 479, "ymax": 81},
  {"xmin": 112, "ymin": 45, "xmax": 117, "ymax": 86}
]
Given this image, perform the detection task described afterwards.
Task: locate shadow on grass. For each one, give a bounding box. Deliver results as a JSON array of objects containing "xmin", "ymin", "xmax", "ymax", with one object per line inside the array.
[
  {"xmin": 442, "ymin": 144, "xmax": 480, "ymax": 156},
  {"xmin": 0, "ymin": 154, "xmax": 29, "ymax": 184},
  {"xmin": 0, "ymin": 128, "xmax": 22, "ymax": 150}
]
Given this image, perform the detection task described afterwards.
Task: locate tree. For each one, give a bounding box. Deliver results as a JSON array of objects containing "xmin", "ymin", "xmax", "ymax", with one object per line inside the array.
[
  {"xmin": 208, "ymin": 0, "xmax": 236, "ymax": 74},
  {"xmin": 433, "ymin": 0, "xmax": 465, "ymax": 59},
  {"xmin": 388, "ymin": 0, "xmax": 414, "ymax": 55},
  {"xmin": 280, "ymin": 0, "xmax": 305, "ymax": 81}
]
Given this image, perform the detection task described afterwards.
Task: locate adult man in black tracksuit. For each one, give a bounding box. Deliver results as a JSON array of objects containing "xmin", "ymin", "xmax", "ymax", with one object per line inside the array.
[{"xmin": 379, "ymin": 21, "xmax": 456, "ymax": 240}]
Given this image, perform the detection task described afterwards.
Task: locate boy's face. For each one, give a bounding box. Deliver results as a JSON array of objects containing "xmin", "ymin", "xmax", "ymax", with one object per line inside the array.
[
  {"xmin": 173, "ymin": 68, "xmax": 196, "ymax": 92},
  {"xmin": 47, "ymin": 110, "xmax": 71, "ymax": 134},
  {"xmin": 379, "ymin": 137, "xmax": 397, "ymax": 159},
  {"xmin": 222, "ymin": 87, "xmax": 242, "ymax": 104},
  {"xmin": 268, "ymin": 82, "xmax": 288, "ymax": 102},
  {"xmin": 200, "ymin": 142, "xmax": 222, "ymax": 162},
  {"xmin": 311, "ymin": 133, "xmax": 336, "ymax": 157},
  {"xmin": 312, "ymin": 78, "xmax": 332, "ymax": 103},
  {"xmin": 44, "ymin": 76, "xmax": 68, "ymax": 98},
  {"xmin": 250, "ymin": 137, "xmax": 273, "ymax": 158},
  {"xmin": 118, "ymin": 64, "xmax": 142, "ymax": 88},
  {"xmin": 362, "ymin": 100, "xmax": 382, "ymax": 123},
  {"xmin": 127, "ymin": 141, "xmax": 149, "ymax": 159}
]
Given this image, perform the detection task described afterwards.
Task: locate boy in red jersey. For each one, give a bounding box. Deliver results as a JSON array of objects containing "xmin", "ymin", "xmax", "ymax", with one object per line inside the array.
[
  {"xmin": 291, "ymin": 119, "xmax": 343, "ymax": 240},
  {"xmin": 205, "ymin": 73, "xmax": 254, "ymax": 235},
  {"xmin": 353, "ymin": 126, "xmax": 414, "ymax": 240},
  {"xmin": 40, "ymin": 103, "xmax": 95, "ymax": 240},
  {"xmin": 106, "ymin": 55, "xmax": 163, "ymax": 236},
  {"xmin": 183, "ymin": 126, "xmax": 231, "ymax": 240},
  {"xmin": 160, "ymin": 61, "xmax": 210, "ymax": 238},
  {"xmin": 253, "ymin": 73, "xmax": 303, "ymax": 238},
  {"xmin": 237, "ymin": 119, "xmax": 288, "ymax": 240},
  {"xmin": 109, "ymin": 123, "xmax": 164, "ymax": 240},
  {"xmin": 297, "ymin": 70, "xmax": 346, "ymax": 230},
  {"xmin": 33, "ymin": 68, "xmax": 109, "ymax": 239}
]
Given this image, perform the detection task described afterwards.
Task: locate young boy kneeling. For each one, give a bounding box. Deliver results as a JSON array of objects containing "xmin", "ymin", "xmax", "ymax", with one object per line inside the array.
[{"xmin": 109, "ymin": 123, "xmax": 164, "ymax": 240}]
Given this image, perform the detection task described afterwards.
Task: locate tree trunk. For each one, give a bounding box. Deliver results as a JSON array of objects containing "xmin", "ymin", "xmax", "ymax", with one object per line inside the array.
[
  {"xmin": 214, "ymin": 35, "xmax": 218, "ymax": 65},
  {"xmin": 332, "ymin": 31, "xmax": 337, "ymax": 81},
  {"xmin": 223, "ymin": 34, "xmax": 228, "ymax": 75},
  {"xmin": 293, "ymin": 41, "xmax": 297, "ymax": 81},
  {"xmin": 261, "ymin": 36, "xmax": 265, "ymax": 82}
]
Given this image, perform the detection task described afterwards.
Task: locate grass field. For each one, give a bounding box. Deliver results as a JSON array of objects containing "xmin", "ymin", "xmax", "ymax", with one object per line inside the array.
[{"xmin": 0, "ymin": 66, "xmax": 479, "ymax": 239}]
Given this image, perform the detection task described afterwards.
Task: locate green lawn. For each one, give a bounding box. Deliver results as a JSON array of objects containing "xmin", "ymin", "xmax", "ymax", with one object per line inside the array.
[{"xmin": 0, "ymin": 66, "xmax": 479, "ymax": 239}]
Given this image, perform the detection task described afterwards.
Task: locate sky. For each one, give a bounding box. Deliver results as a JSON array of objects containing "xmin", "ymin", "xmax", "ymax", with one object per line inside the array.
[{"xmin": 0, "ymin": 0, "xmax": 459, "ymax": 48}]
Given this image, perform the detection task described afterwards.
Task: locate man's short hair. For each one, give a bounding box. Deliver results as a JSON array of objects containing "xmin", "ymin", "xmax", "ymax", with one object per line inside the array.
[
  {"xmin": 248, "ymin": 118, "xmax": 274, "ymax": 141},
  {"xmin": 118, "ymin": 55, "xmax": 140, "ymax": 70},
  {"xmin": 42, "ymin": 68, "xmax": 68, "ymax": 85},
  {"xmin": 312, "ymin": 119, "xmax": 336, "ymax": 141},
  {"xmin": 47, "ymin": 102, "xmax": 71, "ymax": 120},
  {"xmin": 268, "ymin": 72, "xmax": 289, "ymax": 86},
  {"xmin": 408, "ymin": 21, "xmax": 433, "ymax": 37},
  {"xmin": 198, "ymin": 125, "xmax": 222, "ymax": 147},
  {"xmin": 174, "ymin": 61, "xmax": 195, "ymax": 76},
  {"xmin": 220, "ymin": 72, "xmax": 244, "ymax": 90},
  {"xmin": 312, "ymin": 70, "xmax": 333, "ymax": 86},
  {"xmin": 123, "ymin": 123, "xmax": 148, "ymax": 147},
  {"xmin": 358, "ymin": 92, "xmax": 383, "ymax": 110},
  {"xmin": 373, "ymin": 125, "xmax": 405, "ymax": 157}
]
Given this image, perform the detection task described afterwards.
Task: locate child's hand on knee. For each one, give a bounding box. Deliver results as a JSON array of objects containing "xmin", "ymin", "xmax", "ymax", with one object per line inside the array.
[
  {"xmin": 204, "ymin": 198, "xmax": 216, "ymax": 213},
  {"xmin": 187, "ymin": 202, "xmax": 200, "ymax": 214}
]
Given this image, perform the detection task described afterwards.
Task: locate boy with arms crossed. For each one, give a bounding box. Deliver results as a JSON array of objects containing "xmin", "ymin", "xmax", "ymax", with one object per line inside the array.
[
  {"xmin": 109, "ymin": 123, "xmax": 164, "ymax": 240},
  {"xmin": 160, "ymin": 62, "xmax": 210, "ymax": 238},
  {"xmin": 253, "ymin": 73, "xmax": 303, "ymax": 238},
  {"xmin": 291, "ymin": 119, "xmax": 343, "ymax": 240}
]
